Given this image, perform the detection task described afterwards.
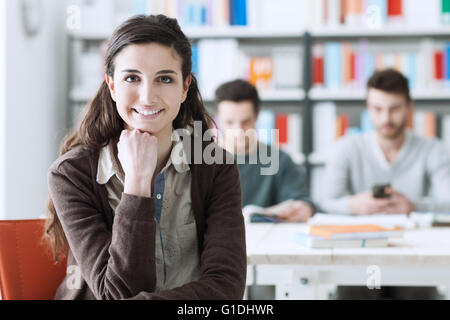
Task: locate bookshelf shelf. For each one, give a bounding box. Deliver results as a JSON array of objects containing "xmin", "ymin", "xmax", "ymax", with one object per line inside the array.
[
  {"xmin": 68, "ymin": 30, "xmax": 111, "ymax": 41},
  {"xmin": 71, "ymin": 88, "xmax": 305, "ymax": 103},
  {"xmin": 310, "ymin": 27, "xmax": 450, "ymax": 38},
  {"xmin": 185, "ymin": 27, "xmax": 304, "ymax": 39},
  {"xmin": 69, "ymin": 27, "xmax": 305, "ymax": 41},
  {"xmin": 310, "ymin": 88, "xmax": 450, "ymax": 101}
]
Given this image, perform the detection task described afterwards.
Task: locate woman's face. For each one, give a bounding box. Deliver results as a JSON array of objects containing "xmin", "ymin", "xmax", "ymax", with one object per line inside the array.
[{"xmin": 106, "ymin": 43, "xmax": 191, "ymax": 137}]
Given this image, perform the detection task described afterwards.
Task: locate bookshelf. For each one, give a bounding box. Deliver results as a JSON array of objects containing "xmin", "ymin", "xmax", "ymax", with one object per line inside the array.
[{"xmin": 66, "ymin": 0, "xmax": 450, "ymax": 199}]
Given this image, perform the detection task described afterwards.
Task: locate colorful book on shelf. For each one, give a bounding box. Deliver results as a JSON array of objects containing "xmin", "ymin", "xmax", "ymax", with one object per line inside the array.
[
  {"xmin": 414, "ymin": 110, "xmax": 437, "ymax": 138},
  {"xmin": 308, "ymin": 224, "xmax": 403, "ymax": 240},
  {"xmin": 360, "ymin": 110, "xmax": 375, "ymax": 133},
  {"xmin": 336, "ymin": 113, "xmax": 349, "ymax": 138},
  {"xmin": 387, "ymin": 0, "xmax": 403, "ymax": 18},
  {"xmin": 293, "ymin": 232, "xmax": 389, "ymax": 248},
  {"xmin": 325, "ymin": 42, "xmax": 342, "ymax": 89},
  {"xmin": 443, "ymin": 0, "xmax": 450, "ymax": 24},
  {"xmin": 274, "ymin": 113, "xmax": 303, "ymax": 159},
  {"xmin": 312, "ymin": 44, "xmax": 325, "ymax": 87},
  {"xmin": 275, "ymin": 114, "xmax": 288, "ymax": 146},
  {"xmin": 256, "ymin": 110, "xmax": 275, "ymax": 146},
  {"xmin": 344, "ymin": 0, "xmax": 364, "ymax": 27},
  {"xmin": 249, "ymin": 57, "xmax": 273, "ymax": 92}
]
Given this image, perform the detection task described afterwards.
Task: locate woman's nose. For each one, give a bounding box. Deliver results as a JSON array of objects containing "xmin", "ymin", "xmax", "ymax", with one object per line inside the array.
[{"xmin": 139, "ymin": 84, "xmax": 159, "ymax": 105}]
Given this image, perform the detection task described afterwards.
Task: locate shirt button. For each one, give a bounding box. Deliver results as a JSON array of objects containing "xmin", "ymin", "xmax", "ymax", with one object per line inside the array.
[{"xmin": 156, "ymin": 194, "xmax": 162, "ymax": 200}]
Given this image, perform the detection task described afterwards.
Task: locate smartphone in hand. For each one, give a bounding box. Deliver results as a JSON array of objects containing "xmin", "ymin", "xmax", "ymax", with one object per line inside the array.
[{"xmin": 372, "ymin": 184, "xmax": 392, "ymax": 199}]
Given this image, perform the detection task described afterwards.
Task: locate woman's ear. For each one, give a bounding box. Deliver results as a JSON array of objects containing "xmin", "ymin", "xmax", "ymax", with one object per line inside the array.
[
  {"xmin": 105, "ymin": 75, "xmax": 116, "ymax": 102},
  {"xmin": 181, "ymin": 74, "xmax": 192, "ymax": 103}
]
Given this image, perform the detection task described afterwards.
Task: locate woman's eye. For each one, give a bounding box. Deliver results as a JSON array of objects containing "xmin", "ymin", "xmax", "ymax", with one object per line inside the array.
[
  {"xmin": 158, "ymin": 76, "xmax": 172, "ymax": 84},
  {"xmin": 125, "ymin": 75, "xmax": 139, "ymax": 83}
]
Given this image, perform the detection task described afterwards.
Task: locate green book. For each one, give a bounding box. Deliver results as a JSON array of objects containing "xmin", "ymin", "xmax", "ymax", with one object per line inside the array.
[
  {"xmin": 442, "ymin": 0, "xmax": 450, "ymax": 25},
  {"xmin": 443, "ymin": 0, "xmax": 450, "ymax": 13}
]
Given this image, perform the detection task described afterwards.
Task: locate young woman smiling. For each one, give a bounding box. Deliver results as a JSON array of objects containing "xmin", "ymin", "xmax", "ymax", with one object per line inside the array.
[{"xmin": 44, "ymin": 15, "xmax": 246, "ymax": 300}]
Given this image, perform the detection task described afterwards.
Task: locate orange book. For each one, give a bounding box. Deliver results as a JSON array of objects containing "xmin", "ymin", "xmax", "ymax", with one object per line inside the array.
[
  {"xmin": 336, "ymin": 117, "xmax": 342, "ymax": 139},
  {"xmin": 340, "ymin": 0, "xmax": 347, "ymax": 24},
  {"xmin": 342, "ymin": 42, "xmax": 352, "ymax": 85},
  {"xmin": 424, "ymin": 112, "xmax": 436, "ymax": 138},
  {"xmin": 309, "ymin": 224, "xmax": 402, "ymax": 240},
  {"xmin": 346, "ymin": 0, "xmax": 363, "ymax": 14},
  {"xmin": 249, "ymin": 57, "xmax": 273, "ymax": 91},
  {"xmin": 375, "ymin": 54, "xmax": 384, "ymax": 71}
]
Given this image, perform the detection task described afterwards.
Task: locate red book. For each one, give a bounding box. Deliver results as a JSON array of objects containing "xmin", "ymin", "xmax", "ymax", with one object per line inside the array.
[
  {"xmin": 275, "ymin": 114, "xmax": 288, "ymax": 145},
  {"xmin": 313, "ymin": 44, "xmax": 325, "ymax": 86},
  {"xmin": 388, "ymin": 0, "xmax": 402, "ymax": 17},
  {"xmin": 313, "ymin": 57, "xmax": 324, "ymax": 86},
  {"xmin": 350, "ymin": 53, "xmax": 356, "ymax": 81},
  {"xmin": 434, "ymin": 51, "xmax": 444, "ymax": 80},
  {"xmin": 341, "ymin": 113, "xmax": 349, "ymax": 136}
]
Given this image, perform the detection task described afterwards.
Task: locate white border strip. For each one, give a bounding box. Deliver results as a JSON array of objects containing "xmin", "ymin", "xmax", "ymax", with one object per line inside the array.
[{"xmin": 0, "ymin": 0, "xmax": 6, "ymax": 219}]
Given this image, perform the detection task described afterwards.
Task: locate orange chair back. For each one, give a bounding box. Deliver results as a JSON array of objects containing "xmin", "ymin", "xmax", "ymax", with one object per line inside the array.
[{"xmin": 0, "ymin": 219, "xmax": 67, "ymax": 300}]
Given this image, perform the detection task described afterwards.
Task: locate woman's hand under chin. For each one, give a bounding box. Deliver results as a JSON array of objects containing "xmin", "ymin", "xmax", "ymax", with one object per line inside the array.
[{"xmin": 117, "ymin": 129, "xmax": 158, "ymax": 198}]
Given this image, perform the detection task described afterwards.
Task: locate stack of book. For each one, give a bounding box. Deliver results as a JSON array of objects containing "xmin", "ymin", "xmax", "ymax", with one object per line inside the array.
[{"xmin": 294, "ymin": 224, "xmax": 403, "ymax": 248}]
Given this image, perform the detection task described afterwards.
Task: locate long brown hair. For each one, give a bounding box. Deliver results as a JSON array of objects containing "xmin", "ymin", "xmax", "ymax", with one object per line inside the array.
[{"xmin": 44, "ymin": 14, "xmax": 214, "ymax": 260}]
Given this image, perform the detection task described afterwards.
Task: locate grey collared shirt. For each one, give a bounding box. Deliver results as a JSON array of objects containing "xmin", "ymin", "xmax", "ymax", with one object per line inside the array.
[{"xmin": 96, "ymin": 131, "xmax": 201, "ymax": 291}]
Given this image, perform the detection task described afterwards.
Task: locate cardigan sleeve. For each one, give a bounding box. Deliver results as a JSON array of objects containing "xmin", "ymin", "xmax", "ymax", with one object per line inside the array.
[
  {"xmin": 48, "ymin": 162, "xmax": 157, "ymax": 300},
  {"xmin": 127, "ymin": 161, "xmax": 247, "ymax": 300}
]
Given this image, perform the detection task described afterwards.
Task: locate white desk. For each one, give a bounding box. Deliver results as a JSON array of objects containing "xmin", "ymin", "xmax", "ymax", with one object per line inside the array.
[{"xmin": 245, "ymin": 222, "xmax": 450, "ymax": 299}]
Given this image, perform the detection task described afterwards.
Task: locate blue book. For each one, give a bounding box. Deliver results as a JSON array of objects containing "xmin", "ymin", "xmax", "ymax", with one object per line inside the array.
[
  {"xmin": 366, "ymin": 53, "xmax": 376, "ymax": 82},
  {"xmin": 325, "ymin": 42, "xmax": 342, "ymax": 89},
  {"xmin": 235, "ymin": 0, "xmax": 247, "ymax": 26},
  {"xmin": 406, "ymin": 53, "xmax": 417, "ymax": 89},
  {"xmin": 201, "ymin": 4, "xmax": 207, "ymax": 25},
  {"xmin": 366, "ymin": 0, "xmax": 387, "ymax": 28},
  {"xmin": 229, "ymin": 0, "xmax": 237, "ymax": 25},
  {"xmin": 256, "ymin": 110, "xmax": 275, "ymax": 146},
  {"xmin": 347, "ymin": 127, "xmax": 362, "ymax": 136},
  {"xmin": 445, "ymin": 43, "xmax": 450, "ymax": 83},
  {"xmin": 132, "ymin": 0, "xmax": 148, "ymax": 14},
  {"xmin": 360, "ymin": 110, "xmax": 375, "ymax": 133},
  {"xmin": 192, "ymin": 44, "xmax": 199, "ymax": 77},
  {"xmin": 192, "ymin": 2, "xmax": 203, "ymax": 26}
]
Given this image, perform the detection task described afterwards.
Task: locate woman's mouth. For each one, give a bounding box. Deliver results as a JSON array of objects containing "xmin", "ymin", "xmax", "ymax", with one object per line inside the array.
[{"xmin": 132, "ymin": 108, "xmax": 164, "ymax": 119}]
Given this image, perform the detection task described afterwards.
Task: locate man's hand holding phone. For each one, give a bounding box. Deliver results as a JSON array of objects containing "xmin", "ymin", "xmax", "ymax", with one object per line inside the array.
[{"xmin": 349, "ymin": 184, "xmax": 416, "ymax": 215}]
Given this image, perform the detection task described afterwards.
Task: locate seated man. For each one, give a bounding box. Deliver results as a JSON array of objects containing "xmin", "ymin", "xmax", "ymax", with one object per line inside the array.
[
  {"xmin": 320, "ymin": 68, "xmax": 450, "ymax": 215},
  {"xmin": 320, "ymin": 68, "xmax": 450, "ymax": 299},
  {"xmin": 215, "ymin": 79, "xmax": 314, "ymax": 223}
]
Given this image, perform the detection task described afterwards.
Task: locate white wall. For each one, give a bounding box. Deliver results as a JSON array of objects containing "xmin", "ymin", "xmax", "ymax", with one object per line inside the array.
[{"xmin": 2, "ymin": 0, "xmax": 68, "ymax": 220}]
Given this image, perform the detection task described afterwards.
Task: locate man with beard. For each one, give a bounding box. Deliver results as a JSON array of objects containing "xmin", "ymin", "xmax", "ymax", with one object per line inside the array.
[
  {"xmin": 320, "ymin": 68, "xmax": 450, "ymax": 216},
  {"xmin": 320, "ymin": 68, "xmax": 450, "ymax": 300}
]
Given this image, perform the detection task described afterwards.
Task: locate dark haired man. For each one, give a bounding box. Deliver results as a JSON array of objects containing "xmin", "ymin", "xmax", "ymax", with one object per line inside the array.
[
  {"xmin": 320, "ymin": 69, "xmax": 450, "ymax": 299},
  {"xmin": 215, "ymin": 79, "xmax": 314, "ymax": 222}
]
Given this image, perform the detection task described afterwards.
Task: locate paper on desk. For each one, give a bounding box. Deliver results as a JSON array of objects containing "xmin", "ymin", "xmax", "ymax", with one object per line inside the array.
[
  {"xmin": 242, "ymin": 199, "xmax": 295, "ymax": 223},
  {"xmin": 308, "ymin": 213, "xmax": 432, "ymax": 229}
]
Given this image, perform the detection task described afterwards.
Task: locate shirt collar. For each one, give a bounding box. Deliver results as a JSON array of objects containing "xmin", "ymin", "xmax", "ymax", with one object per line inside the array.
[{"xmin": 96, "ymin": 127, "xmax": 192, "ymax": 185}]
